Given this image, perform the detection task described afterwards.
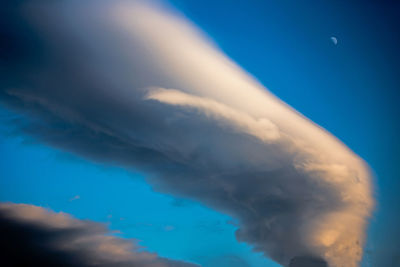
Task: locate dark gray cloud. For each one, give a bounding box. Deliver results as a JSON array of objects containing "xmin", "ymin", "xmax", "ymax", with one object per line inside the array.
[
  {"xmin": 0, "ymin": 202, "xmax": 198, "ymax": 267},
  {"xmin": 289, "ymin": 256, "xmax": 328, "ymax": 267},
  {"xmin": 0, "ymin": 1, "xmax": 373, "ymax": 266}
]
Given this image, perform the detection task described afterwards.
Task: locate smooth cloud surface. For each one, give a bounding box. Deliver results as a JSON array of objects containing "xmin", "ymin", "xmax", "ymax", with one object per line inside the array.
[
  {"xmin": 0, "ymin": 202, "xmax": 197, "ymax": 267},
  {"xmin": 0, "ymin": 1, "xmax": 373, "ymax": 266}
]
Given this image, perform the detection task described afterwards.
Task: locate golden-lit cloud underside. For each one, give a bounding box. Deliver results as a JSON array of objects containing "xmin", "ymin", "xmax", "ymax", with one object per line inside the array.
[{"xmin": 0, "ymin": 1, "xmax": 373, "ymax": 266}]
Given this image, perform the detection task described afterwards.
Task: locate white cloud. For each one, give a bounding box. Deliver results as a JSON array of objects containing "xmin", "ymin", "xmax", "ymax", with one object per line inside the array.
[
  {"xmin": 69, "ymin": 195, "xmax": 80, "ymax": 202},
  {"xmin": 146, "ymin": 88, "xmax": 280, "ymax": 142},
  {"xmin": 0, "ymin": 1, "xmax": 373, "ymax": 266}
]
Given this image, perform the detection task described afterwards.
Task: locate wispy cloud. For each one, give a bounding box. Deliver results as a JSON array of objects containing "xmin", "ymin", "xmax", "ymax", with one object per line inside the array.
[
  {"xmin": 69, "ymin": 195, "xmax": 80, "ymax": 202},
  {"xmin": 0, "ymin": 1, "xmax": 373, "ymax": 266}
]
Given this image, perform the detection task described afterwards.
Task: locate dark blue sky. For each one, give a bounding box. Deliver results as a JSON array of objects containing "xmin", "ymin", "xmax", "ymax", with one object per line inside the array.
[{"xmin": 0, "ymin": 1, "xmax": 399, "ymax": 266}]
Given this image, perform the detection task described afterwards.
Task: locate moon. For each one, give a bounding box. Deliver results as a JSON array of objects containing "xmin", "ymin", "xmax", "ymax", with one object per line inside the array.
[{"xmin": 331, "ymin": 36, "xmax": 338, "ymax": 45}]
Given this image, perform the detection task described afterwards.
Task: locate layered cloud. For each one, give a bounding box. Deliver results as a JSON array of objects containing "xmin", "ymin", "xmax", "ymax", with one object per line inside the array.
[
  {"xmin": 0, "ymin": 202, "xmax": 197, "ymax": 267},
  {"xmin": 0, "ymin": 1, "xmax": 373, "ymax": 266},
  {"xmin": 146, "ymin": 88, "xmax": 280, "ymax": 142}
]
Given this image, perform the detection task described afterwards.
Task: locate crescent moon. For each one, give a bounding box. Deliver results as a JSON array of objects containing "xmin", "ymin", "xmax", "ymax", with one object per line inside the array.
[{"xmin": 331, "ymin": 36, "xmax": 338, "ymax": 45}]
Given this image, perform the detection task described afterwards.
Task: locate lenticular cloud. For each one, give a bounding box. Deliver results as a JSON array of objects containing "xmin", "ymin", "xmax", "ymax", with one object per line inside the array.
[{"xmin": 0, "ymin": 1, "xmax": 373, "ymax": 266}]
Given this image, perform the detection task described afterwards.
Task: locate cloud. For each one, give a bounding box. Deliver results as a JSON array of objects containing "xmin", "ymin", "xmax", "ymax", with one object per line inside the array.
[
  {"xmin": 0, "ymin": 1, "xmax": 373, "ymax": 266},
  {"xmin": 289, "ymin": 256, "xmax": 328, "ymax": 267},
  {"xmin": 146, "ymin": 88, "xmax": 280, "ymax": 142},
  {"xmin": 69, "ymin": 195, "xmax": 80, "ymax": 202},
  {"xmin": 164, "ymin": 225, "xmax": 175, "ymax": 232},
  {"xmin": 0, "ymin": 202, "xmax": 198, "ymax": 267}
]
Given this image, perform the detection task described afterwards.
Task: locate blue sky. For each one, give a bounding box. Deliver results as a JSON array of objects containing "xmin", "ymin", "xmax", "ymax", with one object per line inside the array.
[
  {"xmin": 0, "ymin": 1, "xmax": 399, "ymax": 266},
  {"xmin": 0, "ymin": 109, "xmax": 278, "ymax": 267},
  {"xmin": 168, "ymin": 1, "xmax": 400, "ymax": 265}
]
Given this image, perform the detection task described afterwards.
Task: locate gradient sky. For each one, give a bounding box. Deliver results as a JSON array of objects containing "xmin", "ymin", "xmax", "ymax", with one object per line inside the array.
[{"xmin": 0, "ymin": 1, "xmax": 399, "ymax": 266}]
